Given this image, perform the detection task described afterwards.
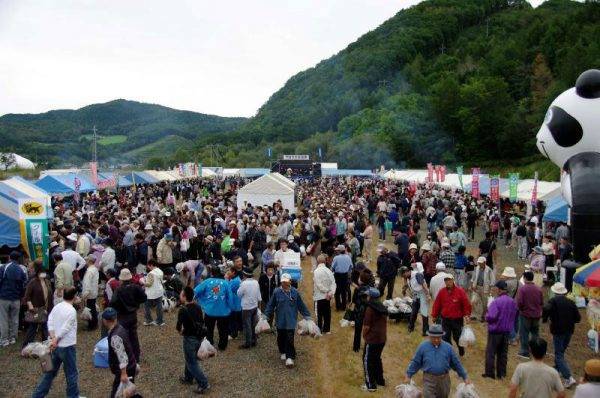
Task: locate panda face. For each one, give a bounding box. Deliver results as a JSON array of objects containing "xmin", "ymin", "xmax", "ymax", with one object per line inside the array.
[{"xmin": 537, "ymin": 70, "xmax": 600, "ymax": 169}]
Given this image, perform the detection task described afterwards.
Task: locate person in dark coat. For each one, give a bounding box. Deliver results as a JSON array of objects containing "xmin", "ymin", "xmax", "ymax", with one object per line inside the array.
[
  {"xmin": 258, "ymin": 262, "xmax": 279, "ymax": 325},
  {"xmin": 376, "ymin": 244, "xmax": 401, "ymax": 300},
  {"xmin": 352, "ymin": 269, "xmax": 375, "ymax": 352},
  {"xmin": 22, "ymin": 260, "xmax": 53, "ymax": 348},
  {"xmin": 361, "ymin": 287, "xmax": 388, "ymax": 392},
  {"xmin": 102, "ymin": 307, "xmax": 138, "ymax": 398}
]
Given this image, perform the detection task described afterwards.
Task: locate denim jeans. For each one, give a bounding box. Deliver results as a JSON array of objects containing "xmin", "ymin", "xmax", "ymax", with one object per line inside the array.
[
  {"xmin": 242, "ymin": 308, "xmax": 258, "ymax": 346},
  {"xmin": 518, "ymin": 316, "xmax": 540, "ymax": 356},
  {"xmin": 183, "ymin": 336, "xmax": 209, "ymax": 388},
  {"xmin": 378, "ymin": 225, "xmax": 385, "ymax": 240},
  {"xmin": 144, "ymin": 297, "xmax": 163, "ymax": 324},
  {"xmin": 0, "ymin": 299, "xmax": 20, "ymax": 343},
  {"xmin": 553, "ymin": 333, "xmax": 572, "ymax": 379},
  {"xmin": 32, "ymin": 345, "xmax": 79, "ymax": 398}
]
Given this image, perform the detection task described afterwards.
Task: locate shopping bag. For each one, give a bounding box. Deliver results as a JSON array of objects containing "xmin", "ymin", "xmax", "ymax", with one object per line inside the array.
[
  {"xmin": 197, "ymin": 337, "xmax": 217, "ymax": 360},
  {"xmin": 458, "ymin": 326, "xmax": 476, "ymax": 347},
  {"xmin": 343, "ymin": 309, "xmax": 356, "ymax": 322},
  {"xmin": 454, "ymin": 382, "xmax": 480, "ymax": 398},
  {"xmin": 115, "ymin": 379, "xmax": 137, "ymax": 398},
  {"xmin": 255, "ymin": 318, "xmax": 271, "ymax": 334},
  {"xmin": 395, "ymin": 381, "xmax": 422, "ymax": 398},
  {"xmin": 80, "ymin": 307, "xmax": 92, "ymax": 321},
  {"xmin": 339, "ymin": 319, "xmax": 351, "ymax": 328}
]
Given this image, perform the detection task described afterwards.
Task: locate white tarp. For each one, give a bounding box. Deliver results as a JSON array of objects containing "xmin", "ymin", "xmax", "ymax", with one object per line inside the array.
[
  {"xmin": 237, "ymin": 173, "xmax": 295, "ymax": 213},
  {"xmin": 0, "ymin": 153, "xmax": 35, "ymax": 170}
]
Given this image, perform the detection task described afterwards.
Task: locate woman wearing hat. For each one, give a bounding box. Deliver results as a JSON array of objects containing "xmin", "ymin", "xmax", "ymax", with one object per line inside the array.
[{"xmin": 574, "ymin": 359, "xmax": 600, "ymax": 397}]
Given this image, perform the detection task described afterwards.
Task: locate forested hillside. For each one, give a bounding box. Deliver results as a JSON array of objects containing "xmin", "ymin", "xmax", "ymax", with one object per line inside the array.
[{"xmin": 197, "ymin": 0, "xmax": 599, "ymax": 172}]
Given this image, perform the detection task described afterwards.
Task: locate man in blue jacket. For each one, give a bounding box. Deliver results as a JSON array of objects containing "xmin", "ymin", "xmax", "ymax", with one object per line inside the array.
[
  {"xmin": 0, "ymin": 251, "xmax": 27, "ymax": 347},
  {"xmin": 194, "ymin": 265, "xmax": 234, "ymax": 350},
  {"xmin": 263, "ymin": 273, "xmax": 311, "ymax": 368}
]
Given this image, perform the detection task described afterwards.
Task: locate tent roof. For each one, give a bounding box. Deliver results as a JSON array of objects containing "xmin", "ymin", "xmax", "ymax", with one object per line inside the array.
[
  {"xmin": 35, "ymin": 173, "xmax": 96, "ymax": 194},
  {"xmin": 239, "ymin": 168, "xmax": 269, "ymax": 177},
  {"xmin": 267, "ymin": 172, "xmax": 295, "ymax": 189},
  {"xmin": 543, "ymin": 195, "xmax": 568, "ymax": 223},
  {"xmin": 0, "ymin": 153, "xmax": 35, "ymax": 169},
  {"xmin": 238, "ymin": 173, "xmax": 294, "ymax": 195},
  {"xmin": 322, "ymin": 169, "xmax": 373, "ymax": 176}
]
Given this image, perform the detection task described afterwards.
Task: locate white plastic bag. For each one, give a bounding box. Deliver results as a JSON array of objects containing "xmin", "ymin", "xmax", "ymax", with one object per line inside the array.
[
  {"xmin": 458, "ymin": 326, "xmax": 476, "ymax": 347},
  {"xmin": 255, "ymin": 318, "xmax": 271, "ymax": 334},
  {"xmin": 339, "ymin": 319, "xmax": 351, "ymax": 328},
  {"xmin": 115, "ymin": 379, "xmax": 137, "ymax": 398},
  {"xmin": 454, "ymin": 382, "xmax": 480, "ymax": 398},
  {"xmin": 486, "ymin": 295, "xmax": 494, "ymax": 308},
  {"xmin": 80, "ymin": 307, "xmax": 92, "ymax": 321},
  {"xmin": 297, "ymin": 319, "xmax": 321, "ymax": 338},
  {"xmin": 21, "ymin": 340, "xmax": 51, "ymax": 358},
  {"xmin": 297, "ymin": 319, "xmax": 309, "ymax": 335},
  {"xmin": 395, "ymin": 381, "xmax": 422, "ymax": 398},
  {"xmin": 300, "ymin": 245, "xmax": 306, "ymax": 257},
  {"xmin": 197, "ymin": 337, "xmax": 217, "ymax": 360},
  {"xmin": 383, "ymin": 299, "xmax": 394, "ymax": 308}
]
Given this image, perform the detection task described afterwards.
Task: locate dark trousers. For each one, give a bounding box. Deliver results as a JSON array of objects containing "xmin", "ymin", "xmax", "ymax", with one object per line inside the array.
[
  {"xmin": 485, "ymin": 332, "xmax": 509, "ymax": 378},
  {"xmin": 22, "ymin": 321, "xmax": 49, "ymax": 348},
  {"xmin": 182, "ymin": 336, "xmax": 209, "ymax": 388},
  {"xmin": 363, "ymin": 342, "xmax": 385, "ymax": 389},
  {"xmin": 353, "ymin": 318, "xmax": 363, "ymax": 352},
  {"xmin": 378, "ymin": 277, "xmax": 395, "ymax": 300},
  {"xmin": 277, "ymin": 328, "xmax": 296, "ymax": 359},
  {"xmin": 241, "ymin": 308, "xmax": 258, "ymax": 346},
  {"xmin": 467, "ymin": 225, "xmax": 475, "ymax": 240},
  {"xmin": 408, "ymin": 298, "xmax": 428, "ymax": 335},
  {"xmin": 518, "ymin": 316, "xmax": 540, "ymax": 357},
  {"xmin": 32, "ymin": 345, "xmax": 79, "ymax": 398},
  {"xmin": 553, "ymin": 333, "xmax": 573, "ymax": 379},
  {"xmin": 110, "ymin": 368, "xmax": 136, "ymax": 398},
  {"xmin": 117, "ymin": 312, "xmax": 141, "ymax": 362},
  {"xmin": 334, "ymin": 273, "xmax": 349, "ymax": 310},
  {"xmin": 441, "ymin": 317, "xmax": 464, "ymax": 356},
  {"xmin": 86, "ymin": 298, "xmax": 98, "ymax": 330},
  {"xmin": 229, "ymin": 310, "xmax": 243, "ymax": 338},
  {"xmin": 315, "ymin": 299, "xmax": 331, "ymax": 333},
  {"xmin": 205, "ymin": 315, "xmax": 229, "ymax": 350}
]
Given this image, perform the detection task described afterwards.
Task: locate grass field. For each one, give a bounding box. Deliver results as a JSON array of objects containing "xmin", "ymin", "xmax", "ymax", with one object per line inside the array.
[
  {"xmin": 79, "ymin": 134, "xmax": 128, "ymax": 145},
  {"xmin": 0, "ymin": 223, "xmax": 594, "ymax": 397}
]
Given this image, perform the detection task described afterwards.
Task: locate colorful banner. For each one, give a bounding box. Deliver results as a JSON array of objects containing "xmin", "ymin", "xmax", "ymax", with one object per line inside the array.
[
  {"xmin": 178, "ymin": 163, "xmax": 185, "ymax": 177},
  {"xmin": 73, "ymin": 176, "xmax": 81, "ymax": 203},
  {"xmin": 427, "ymin": 163, "xmax": 434, "ymax": 182},
  {"xmin": 457, "ymin": 166, "xmax": 464, "ymax": 189},
  {"xmin": 90, "ymin": 161, "xmax": 98, "ymax": 183},
  {"xmin": 490, "ymin": 175, "xmax": 500, "ymax": 201},
  {"xmin": 471, "ymin": 167, "xmax": 480, "ymax": 199},
  {"xmin": 509, "ymin": 173, "xmax": 519, "ymax": 202},
  {"xmin": 18, "ymin": 198, "xmax": 49, "ymax": 269},
  {"xmin": 440, "ymin": 165, "xmax": 446, "ymax": 182},
  {"xmin": 531, "ymin": 171, "xmax": 539, "ymax": 206}
]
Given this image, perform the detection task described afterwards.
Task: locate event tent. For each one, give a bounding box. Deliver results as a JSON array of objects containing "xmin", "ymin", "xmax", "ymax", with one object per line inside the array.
[
  {"xmin": 542, "ymin": 195, "xmax": 569, "ymax": 223},
  {"xmin": 35, "ymin": 173, "xmax": 96, "ymax": 194},
  {"xmin": 239, "ymin": 168, "xmax": 269, "ymax": 177},
  {"xmin": 97, "ymin": 172, "xmax": 133, "ymax": 187},
  {"xmin": 322, "ymin": 169, "xmax": 374, "ymax": 177},
  {"xmin": 0, "ymin": 153, "xmax": 35, "ymax": 170},
  {"xmin": 0, "ymin": 177, "xmax": 51, "ymax": 247},
  {"xmin": 236, "ymin": 173, "xmax": 295, "ymax": 212},
  {"xmin": 123, "ymin": 171, "xmax": 160, "ymax": 185}
]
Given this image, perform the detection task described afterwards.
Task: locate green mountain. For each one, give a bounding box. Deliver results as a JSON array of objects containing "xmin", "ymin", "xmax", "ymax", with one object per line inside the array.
[
  {"xmin": 0, "ymin": 99, "xmax": 247, "ymax": 167},
  {"xmin": 197, "ymin": 0, "xmax": 599, "ymax": 176}
]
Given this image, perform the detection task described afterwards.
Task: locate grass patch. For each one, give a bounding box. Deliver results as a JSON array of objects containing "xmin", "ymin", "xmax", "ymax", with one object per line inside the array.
[{"xmin": 98, "ymin": 135, "xmax": 127, "ymax": 145}]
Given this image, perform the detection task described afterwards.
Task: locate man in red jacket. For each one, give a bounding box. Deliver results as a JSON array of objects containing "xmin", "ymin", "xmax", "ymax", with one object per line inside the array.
[{"xmin": 431, "ymin": 274, "xmax": 471, "ymax": 356}]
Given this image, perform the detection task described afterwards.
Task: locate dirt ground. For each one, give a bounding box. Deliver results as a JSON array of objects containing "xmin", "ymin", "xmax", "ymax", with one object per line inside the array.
[{"xmin": 0, "ymin": 223, "xmax": 596, "ymax": 397}]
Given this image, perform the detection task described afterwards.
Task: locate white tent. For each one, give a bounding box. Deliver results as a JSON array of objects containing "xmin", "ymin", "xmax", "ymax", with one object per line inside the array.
[
  {"xmin": 0, "ymin": 153, "xmax": 35, "ymax": 170},
  {"xmin": 236, "ymin": 173, "xmax": 296, "ymax": 212},
  {"xmin": 500, "ymin": 179, "xmax": 561, "ymax": 201}
]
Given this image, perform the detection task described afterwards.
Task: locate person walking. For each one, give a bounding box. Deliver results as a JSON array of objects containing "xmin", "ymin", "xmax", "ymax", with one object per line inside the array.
[
  {"xmin": 143, "ymin": 259, "xmax": 165, "ymax": 326},
  {"xmin": 81, "ymin": 255, "xmax": 99, "ymax": 330},
  {"xmin": 431, "ymin": 274, "xmax": 471, "ymax": 356},
  {"xmin": 32, "ymin": 287, "xmax": 80, "ymax": 398},
  {"xmin": 404, "ymin": 262, "xmax": 431, "ymax": 336},
  {"xmin": 237, "ymin": 267, "xmax": 262, "ymax": 349},
  {"xmin": 102, "ymin": 307, "xmax": 138, "ymax": 398},
  {"xmin": 361, "ymin": 287, "xmax": 388, "ymax": 393},
  {"xmin": 483, "ymin": 281, "xmax": 518, "ymax": 380},
  {"xmin": 332, "ymin": 245, "xmax": 353, "ymax": 310},
  {"xmin": 263, "ymin": 273, "xmax": 312, "ymax": 368},
  {"xmin": 543, "ymin": 282, "xmax": 581, "ymax": 388},
  {"xmin": 405, "ymin": 324, "xmax": 470, "ymax": 398},
  {"xmin": 110, "ymin": 268, "xmax": 147, "ymax": 362},
  {"xmin": 176, "ymin": 287, "xmax": 210, "ymax": 395},
  {"xmin": 429, "ymin": 262, "xmax": 451, "ymax": 302},
  {"xmin": 362, "ymin": 220, "xmax": 374, "ymax": 263},
  {"xmin": 22, "ymin": 260, "xmax": 52, "ymax": 348},
  {"xmin": 0, "ymin": 251, "xmax": 27, "ymax": 347},
  {"xmin": 352, "ymin": 269, "xmax": 375, "ymax": 352},
  {"xmin": 470, "ymin": 256, "xmax": 495, "ymax": 322},
  {"xmin": 194, "ymin": 266, "xmax": 234, "ymax": 351},
  {"xmin": 313, "ymin": 254, "xmax": 336, "ymax": 334},
  {"xmin": 509, "ymin": 337, "xmax": 566, "ymax": 398},
  {"xmin": 516, "ymin": 271, "xmax": 543, "ymax": 359},
  {"xmin": 574, "ymin": 359, "xmax": 600, "ymax": 398},
  {"xmin": 375, "ymin": 244, "xmax": 401, "ymax": 300}
]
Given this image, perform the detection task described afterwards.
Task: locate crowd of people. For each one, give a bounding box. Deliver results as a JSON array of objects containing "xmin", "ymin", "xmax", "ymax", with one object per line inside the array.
[{"xmin": 0, "ymin": 175, "xmax": 598, "ymax": 398}]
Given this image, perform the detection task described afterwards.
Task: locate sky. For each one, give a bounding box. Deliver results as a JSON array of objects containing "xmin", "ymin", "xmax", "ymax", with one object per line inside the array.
[{"xmin": 0, "ymin": 0, "xmax": 547, "ymax": 118}]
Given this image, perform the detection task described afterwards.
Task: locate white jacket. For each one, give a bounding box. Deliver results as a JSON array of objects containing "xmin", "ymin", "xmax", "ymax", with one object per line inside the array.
[
  {"xmin": 81, "ymin": 266, "xmax": 99, "ymax": 299},
  {"xmin": 237, "ymin": 279, "xmax": 262, "ymax": 310},
  {"xmin": 145, "ymin": 267, "xmax": 164, "ymax": 300},
  {"xmin": 471, "ymin": 265, "xmax": 496, "ymax": 294},
  {"xmin": 313, "ymin": 263, "xmax": 336, "ymax": 301}
]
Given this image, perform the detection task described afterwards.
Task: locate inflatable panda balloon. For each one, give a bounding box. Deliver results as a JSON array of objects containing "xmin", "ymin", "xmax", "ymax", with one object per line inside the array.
[{"xmin": 536, "ymin": 69, "xmax": 600, "ymax": 280}]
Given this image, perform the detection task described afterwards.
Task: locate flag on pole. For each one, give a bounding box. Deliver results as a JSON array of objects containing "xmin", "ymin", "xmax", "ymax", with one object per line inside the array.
[
  {"xmin": 440, "ymin": 165, "xmax": 446, "ymax": 182},
  {"xmin": 267, "ymin": 147, "xmax": 272, "ymax": 158},
  {"xmin": 435, "ymin": 165, "xmax": 441, "ymax": 182},
  {"xmin": 471, "ymin": 168, "xmax": 480, "ymax": 199},
  {"xmin": 457, "ymin": 166, "xmax": 464, "ymax": 189},
  {"xmin": 531, "ymin": 171, "xmax": 539, "ymax": 206},
  {"xmin": 509, "ymin": 173, "xmax": 519, "ymax": 202},
  {"xmin": 427, "ymin": 163, "xmax": 434, "ymax": 182},
  {"xmin": 318, "ymin": 147, "xmax": 322, "ymax": 159},
  {"xmin": 490, "ymin": 175, "xmax": 500, "ymax": 201}
]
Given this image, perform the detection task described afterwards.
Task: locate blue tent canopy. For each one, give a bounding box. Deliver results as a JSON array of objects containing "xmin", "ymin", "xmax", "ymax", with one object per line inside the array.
[
  {"xmin": 35, "ymin": 173, "xmax": 96, "ymax": 194},
  {"xmin": 97, "ymin": 172, "xmax": 132, "ymax": 187},
  {"xmin": 543, "ymin": 195, "xmax": 569, "ymax": 223},
  {"xmin": 123, "ymin": 171, "xmax": 159, "ymax": 185}
]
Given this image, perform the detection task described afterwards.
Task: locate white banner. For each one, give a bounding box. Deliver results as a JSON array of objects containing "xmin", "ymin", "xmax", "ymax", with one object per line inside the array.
[{"xmin": 283, "ymin": 154, "xmax": 309, "ymax": 161}]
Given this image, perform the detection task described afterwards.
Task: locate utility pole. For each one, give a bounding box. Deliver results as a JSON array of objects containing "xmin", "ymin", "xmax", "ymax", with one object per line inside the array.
[{"xmin": 92, "ymin": 125, "xmax": 98, "ymax": 164}]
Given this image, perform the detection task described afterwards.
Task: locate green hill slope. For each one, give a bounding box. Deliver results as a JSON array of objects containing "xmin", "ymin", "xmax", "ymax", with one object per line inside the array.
[{"xmin": 0, "ymin": 99, "xmax": 246, "ymax": 166}]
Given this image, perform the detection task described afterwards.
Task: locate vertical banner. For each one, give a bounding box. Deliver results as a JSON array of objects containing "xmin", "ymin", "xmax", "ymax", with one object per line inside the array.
[
  {"xmin": 531, "ymin": 171, "xmax": 539, "ymax": 206},
  {"xmin": 178, "ymin": 163, "xmax": 185, "ymax": 177},
  {"xmin": 73, "ymin": 176, "xmax": 81, "ymax": 204},
  {"xmin": 471, "ymin": 168, "xmax": 480, "ymax": 199},
  {"xmin": 457, "ymin": 166, "xmax": 464, "ymax": 189},
  {"xmin": 490, "ymin": 175, "xmax": 500, "ymax": 202},
  {"xmin": 90, "ymin": 162, "xmax": 98, "ymax": 183},
  {"xmin": 267, "ymin": 147, "xmax": 272, "ymax": 158},
  {"xmin": 131, "ymin": 171, "xmax": 136, "ymax": 191},
  {"xmin": 318, "ymin": 147, "xmax": 322, "ymax": 159},
  {"xmin": 18, "ymin": 198, "xmax": 49, "ymax": 269},
  {"xmin": 434, "ymin": 165, "xmax": 441, "ymax": 182},
  {"xmin": 427, "ymin": 163, "xmax": 434, "ymax": 182},
  {"xmin": 440, "ymin": 165, "xmax": 446, "ymax": 182},
  {"xmin": 509, "ymin": 173, "xmax": 519, "ymax": 202}
]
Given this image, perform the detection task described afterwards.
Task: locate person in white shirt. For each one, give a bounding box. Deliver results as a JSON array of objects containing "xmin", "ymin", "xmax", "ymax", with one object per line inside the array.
[
  {"xmin": 313, "ymin": 254, "xmax": 336, "ymax": 334},
  {"xmin": 143, "ymin": 259, "xmax": 165, "ymax": 326},
  {"xmin": 81, "ymin": 256, "xmax": 99, "ymax": 330},
  {"xmin": 430, "ymin": 262, "xmax": 451, "ymax": 301},
  {"xmin": 61, "ymin": 241, "xmax": 86, "ymax": 273},
  {"xmin": 32, "ymin": 287, "xmax": 80, "ymax": 398},
  {"xmin": 75, "ymin": 227, "xmax": 90, "ymax": 258},
  {"xmin": 236, "ymin": 268, "xmax": 262, "ymax": 349},
  {"xmin": 100, "ymin": 239, "xmax": 116, "ymax": 275}
]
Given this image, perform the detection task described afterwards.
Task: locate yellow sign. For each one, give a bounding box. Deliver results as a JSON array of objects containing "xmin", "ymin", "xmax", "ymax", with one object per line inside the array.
[{"xmin": 20, "ymin": 201, "xmax": 44, "ymax": 216}]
